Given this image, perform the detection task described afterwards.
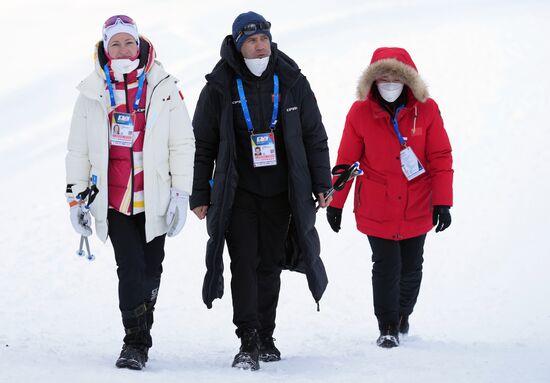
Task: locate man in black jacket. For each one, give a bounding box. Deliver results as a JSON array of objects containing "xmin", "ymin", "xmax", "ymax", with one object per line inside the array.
[{"xmin": 190, "ymin": 11, "xmax": 332, "ymax": 370}]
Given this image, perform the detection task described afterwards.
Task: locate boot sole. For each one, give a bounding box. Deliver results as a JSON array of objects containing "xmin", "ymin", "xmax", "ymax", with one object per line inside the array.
[
  {"xmin": 232, "ymin": 353, "xmax": 260, "ymax": 371},
  {"xmin": 232, "ymin": 361, "xmax": 260, "ymax": 371},
  {"xmin": 377, "ymin": 335, "xmax": 399, "ymax": 348},
  {"xmin": 259, "ymin": 353, "xmax": 281, "ymax": 362},
  {"xmin": 116, "ymin": 358, "xmax": 145, "ymax": 370}
]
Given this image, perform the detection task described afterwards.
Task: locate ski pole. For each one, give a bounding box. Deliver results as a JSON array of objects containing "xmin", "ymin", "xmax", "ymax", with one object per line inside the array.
[
  {"xmin": 315, "ymin": 162, "xmax": 363, "ymax": 211},
  {"xmin": 84, "ymin": 236, "xmax": 94, "ymax": 261},
  {"xmin": 77, "ymin": 236, "xmax": 86, "ymax": 257},
  {"xmin": 74, "ymin": 204, "xmax": 95, "ymax": 261},
  {"xmin": 74, "ymin": 181, "xmax": 99, "ymax": 261},
  {"xmin": 76, "ymin": 234, "xmax": 95, "ymax": 261}
]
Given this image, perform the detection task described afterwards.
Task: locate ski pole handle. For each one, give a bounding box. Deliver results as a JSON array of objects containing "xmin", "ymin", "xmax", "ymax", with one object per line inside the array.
[
  {"xmin": 315, "ymin": 162, "xmax": 363, "ymax": 211},
  {"xmin": 315, "ymin": 188, "xmax": 335, "ymax": 212}
]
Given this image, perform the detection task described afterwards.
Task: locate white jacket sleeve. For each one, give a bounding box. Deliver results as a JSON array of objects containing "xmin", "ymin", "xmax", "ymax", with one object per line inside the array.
[
  {"xmin": 66, "ymin": 94, "xmax": 92, "ymax": 196},
  {"xmin": 168, "ymin": 88, "xmax": 195, "ymax": 195}
]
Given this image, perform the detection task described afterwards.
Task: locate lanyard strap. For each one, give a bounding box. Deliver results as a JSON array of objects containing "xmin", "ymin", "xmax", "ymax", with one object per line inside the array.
[
  {"xmin": 104, "ymin": 64, "xmax": 116, "ymax": 107},
  {"xmin": 103, "ymin": 64, "xmax": 145, "ymax": 111},
  {"xmin": 270, "ymin": 74, "xmax": 279, "ymax": 130},
  {"xmin": 391, "ymin": 105, "xmax": 407, "ymax": 146},
  {"xmin": 133, "ymin": 71, "xmax": 146, "ymax": 111},
  {"xmin": 236, "ymin": 74, "xmax": 279, "ymax": 133}
]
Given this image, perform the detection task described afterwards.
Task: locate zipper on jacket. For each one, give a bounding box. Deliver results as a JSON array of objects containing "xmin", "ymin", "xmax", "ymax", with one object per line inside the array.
[
  {"xmin": 145, "ymin": 75, "xmax": 170, "ymax": 121},
  {"xmin": 124, "ymin": 74, "xmax": 135, "ymax": 215},
  {"xmin": 256, "ymin": 80, "xmax": 265, "ymax": 131},
  {"xmin": 357, "ymin": 181, "xmax": 362, "ymax": 208}
]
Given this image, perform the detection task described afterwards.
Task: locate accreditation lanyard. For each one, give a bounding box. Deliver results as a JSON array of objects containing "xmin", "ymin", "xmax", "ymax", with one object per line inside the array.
[
  {"xmin": 103, "ymin": 63, "xmax": 145, "ymax": 112},
  {"xmin": 236, "ymin": 74, "xmax": 280, "ymax": 168},
  {"xmin": 391, "ymin": 105, "xmax": 407, "ymax": 146},
  {"xmin": 104, "ymin": 64, "xmax": 145, "ymax": 148},
  {"xmin": 236, "ymin": 74, "xmax": 279, "ymax": 133},
  {"xmin": 391, "ymin": 105, "xmax": 425, "ymax": 181}
]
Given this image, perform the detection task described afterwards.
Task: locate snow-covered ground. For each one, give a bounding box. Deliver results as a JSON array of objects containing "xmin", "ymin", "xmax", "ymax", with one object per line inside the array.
[{"xmin": 1, "ymin": 0, "xmax": 549, "ymax": 382}]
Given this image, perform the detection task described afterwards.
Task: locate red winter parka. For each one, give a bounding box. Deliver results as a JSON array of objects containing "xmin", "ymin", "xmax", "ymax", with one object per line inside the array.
[{"xmin": 330, "ymin": 47, "xmax": 453, "ymax": 240}]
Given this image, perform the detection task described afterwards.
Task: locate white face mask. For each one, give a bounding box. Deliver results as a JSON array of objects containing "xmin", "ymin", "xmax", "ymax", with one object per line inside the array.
[
  {"xmin": 377, "ymin": 82, "xmax": 404, "ymax": 102},
  {"xmin": 110, "ymin": 58, "xmax": 139, "ymax": 75},
  {"xmin": 244, "ymin": 56, "xmax": 270, "ymax": 77}
]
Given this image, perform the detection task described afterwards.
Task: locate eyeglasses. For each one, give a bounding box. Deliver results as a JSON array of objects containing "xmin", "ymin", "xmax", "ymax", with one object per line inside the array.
[
  {"xmin": 103, "ymin": 15, "xmax": 136, "ymax": 29},
  {"xmin": 235, "ymin": 21, "xmax": 271, "ymax": 43}
]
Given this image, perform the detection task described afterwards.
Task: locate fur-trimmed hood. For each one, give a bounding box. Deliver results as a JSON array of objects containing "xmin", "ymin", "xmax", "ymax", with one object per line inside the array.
[{"xmin": 356, "ymin": 47, "xmax": 429, "ymax": 103}]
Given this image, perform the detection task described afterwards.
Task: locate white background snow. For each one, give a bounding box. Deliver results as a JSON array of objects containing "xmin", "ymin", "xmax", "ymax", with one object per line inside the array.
[{"xmin": 0, "ymin": 0, "xmax": 549, "ymax": 382}]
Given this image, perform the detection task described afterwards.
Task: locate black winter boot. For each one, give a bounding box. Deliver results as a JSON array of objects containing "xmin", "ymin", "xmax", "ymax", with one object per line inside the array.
[
  {"xmin": 377, "ymin": 323, "xmax": 400, "ymax": 348},
  {"xmin": 116, "ymin": 344, "xmax": 148, "ymax": 370},
  {"xmin": 116, "ymin": 303, "xmax": 150, "ymax": 369},
  {"xmin": 232, "ymin": 329, "xmax": 260, "ymax": 371},
  {"xmin": 145, "ymin": 300, "xmax": 156, "ymax": 349},
  {"xmin": 259, "ymin": 336, "xmax": 281, "ymax": 362},
  {"xmin": 399, "ymin": 314, "xmax": 409, "ymax": 335}
]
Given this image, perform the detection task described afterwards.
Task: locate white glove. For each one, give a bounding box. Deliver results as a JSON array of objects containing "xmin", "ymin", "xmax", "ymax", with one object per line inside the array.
[
  {"xmin": 68, "ymin": 196, "xmax": 93, "ymax": 237},
  {"xmin": 165, "ymin": 188, "xmax": 189, "ymax": 237}
]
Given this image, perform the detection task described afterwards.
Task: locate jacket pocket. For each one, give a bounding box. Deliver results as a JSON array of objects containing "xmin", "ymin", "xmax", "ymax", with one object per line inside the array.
[
  {"xmin": 353, "ymin": 181, "xmax": 362, "ymax": 213},
  {"xmin": 355, "ymin": 177, "xmax": 387, "ymax": 222},
  {"xmin": 156, "ymin": 162, "xmax": 171, "ymax": 216},
  {"xmin": 404, "ymin": 176, "xmax": 432, "ymax": 220}
]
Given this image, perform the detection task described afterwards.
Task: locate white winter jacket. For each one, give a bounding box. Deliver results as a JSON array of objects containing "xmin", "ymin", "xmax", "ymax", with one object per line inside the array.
[{"xmin": 66, "ymin": 60, "xmax": 195, "ymax": 243}]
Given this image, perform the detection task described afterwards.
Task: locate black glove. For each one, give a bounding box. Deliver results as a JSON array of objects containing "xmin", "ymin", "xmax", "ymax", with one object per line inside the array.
[
  {"xmin": 326, "ymin": 207, "xmax": 342, "ymax": 233},
  {"xmin": 432, "ymin": 205, "xmax": 451, "ymax": 233}
]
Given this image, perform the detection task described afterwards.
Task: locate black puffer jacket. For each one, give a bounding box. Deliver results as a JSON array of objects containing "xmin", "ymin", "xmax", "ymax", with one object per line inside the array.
[{"xmin": 191, "ymin": 35, "xmax": 331, "ymax": 308}]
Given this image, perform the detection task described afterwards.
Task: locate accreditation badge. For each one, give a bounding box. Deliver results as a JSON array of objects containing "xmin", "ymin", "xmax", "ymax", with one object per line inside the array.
[
  {"xmin": 110, "ymin": 112, "xmax": 134, "ymax": 147},
  {"xmin": 400, "ymin": 146, "xmax": 426, "ymax": 181},
  {"xmin": 251, "ymin": 132, "xmax": 277, "ymax": 168}
]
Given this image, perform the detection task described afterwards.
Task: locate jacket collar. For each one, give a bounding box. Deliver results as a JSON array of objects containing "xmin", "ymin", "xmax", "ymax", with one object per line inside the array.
[
  {"xmin": 79, "ymin": 35, "xmax": 168, "ymax": 100},
  {"xmin": 205, "ymin": 35, "xmax": 302, "ymax": 92},
  {"xmin": 77, "ymin": 60, "xmax": 171, "ymax": 100},
  {"xmin": 368, "ymin": 87, "xmax": 419, "ymax": 119}
]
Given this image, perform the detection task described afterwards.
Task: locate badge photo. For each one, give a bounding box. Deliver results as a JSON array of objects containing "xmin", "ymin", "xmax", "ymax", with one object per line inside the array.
[
  {"xmin": 110, "ymin": 112, "xmax": 135, "ymax": 148},
  {"xmin": 250, "ymin": 132, "xmax": 277, "ymax": 168}
]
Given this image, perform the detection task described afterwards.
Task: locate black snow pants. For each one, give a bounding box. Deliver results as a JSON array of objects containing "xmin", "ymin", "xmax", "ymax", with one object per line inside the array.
[
  {"xmin": 108, "ymin": 209, "xmax": 166, "ymax": 347},
  {"xmin": 368, "ymin": 234, "xmax": 426, "ymax": 329},
  {"xmin": 225, "ymin": 189, "xmax": 290, "ymax": 338}
]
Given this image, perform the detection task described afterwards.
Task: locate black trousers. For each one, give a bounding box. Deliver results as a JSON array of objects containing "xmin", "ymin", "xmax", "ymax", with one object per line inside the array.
[
  {"xmin": 108, "ymin": 209, "xmax": 166, "ymax": 346},
  {"xmin": 368, "ymin": 234, "xmax": 426, "ymax": 328},
  {"xmin": 225, "ymin": 189, "xmax": 290, "ymax": 338}
]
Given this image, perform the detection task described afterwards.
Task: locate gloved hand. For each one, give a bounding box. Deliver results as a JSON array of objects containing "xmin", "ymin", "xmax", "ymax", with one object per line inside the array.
[
  {"xmin": 68, "ymin": 196, "xmax": 92, "ymax": 237},
  {"xmin": 165, "ymin": 188, "xmax": 189, "ymax": 237},
  {"xmin": 432, "ymin": 205, "xmax": 451, "ymax": 233},
  {"xmin": 326, "ymin": 206, "xmax": 343, "ymax": 233}
]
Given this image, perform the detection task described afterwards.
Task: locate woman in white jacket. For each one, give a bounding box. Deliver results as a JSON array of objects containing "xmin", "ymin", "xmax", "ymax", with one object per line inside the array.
[{"xmin": 65, "ymin": 15, "xmax": 195, "ymax": 370}]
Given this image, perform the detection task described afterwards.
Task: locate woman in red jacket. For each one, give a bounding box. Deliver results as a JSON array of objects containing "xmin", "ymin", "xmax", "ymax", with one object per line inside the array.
[{"xmin": 326, "ymin": 47, "xmax": 453, "ymax": 348}]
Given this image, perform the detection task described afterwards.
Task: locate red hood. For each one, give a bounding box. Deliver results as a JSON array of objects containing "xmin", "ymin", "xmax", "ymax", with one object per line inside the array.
[
  {"xmin": 370, "ymin": 47, "xmax": 418, "ymax": 71},
  {"xmin": 356, "ymin": 46, "xmax": 428, "ymax": 103}
]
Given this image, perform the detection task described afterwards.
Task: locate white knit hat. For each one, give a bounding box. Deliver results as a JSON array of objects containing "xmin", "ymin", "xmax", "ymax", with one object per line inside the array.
[{"xmin": 102, "ymin": 15, "xmax": 139, "ymax": 51}]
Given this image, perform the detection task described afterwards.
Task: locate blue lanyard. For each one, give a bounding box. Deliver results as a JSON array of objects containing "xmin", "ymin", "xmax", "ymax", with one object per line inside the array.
[
  {"xmin": 103, "ymin": 63, "xmax": 145, "ymax": 111},
  {"xmin": 236, "ymin": 74, "xmax": 279, "ymax": 133},
  {"xmin": 391, "ymin": 105, "xmax": 407, "ymax": 146}
]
